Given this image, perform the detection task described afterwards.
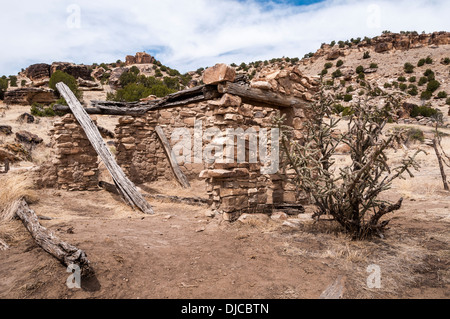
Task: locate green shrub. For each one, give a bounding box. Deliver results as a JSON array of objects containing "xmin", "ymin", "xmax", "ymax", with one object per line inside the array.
[
  {"xmin": 49, "ymin": 70, "xmax": 82, "ymax": 100},
  {"xmin": 163, "ymin": 76, "xmax": 180, "ymax": 90},
  {"xmin": 338, "ymin": 41, "xmax": 345, "ymax": 48},
  {"xmin": 336, "ymin": 60, "xmax": 344, "ymax": 67},
  {"xmin": 418, "ymin": 77, "xmax": 428, "ymax": 86},
  {"xmin": 331, "ymin": 69, "xmax": 342, "ymax": 78},
  {"xmin": 0, "ymin": 77, "xmax": 8, "ymax": 100},
  {"xmin": 417, "ymin": 59, "xmax": 426, "ymax": 67},
  {"xmin": 404, "ymin": 63, "xmax": 414, "ymax": 73},
  {"xmin": 9, "ymin": 76, "xmax": 17, "ymax": 87},
  {"xmin": 320, "ymin": 69, "xmax": 328, "ymax": 76},
  {"xmin": 30, "ymin": 103, "xmax": 56, "ymax": 117},
  {"xmin": 333, "ymin": 104, "xmax": 345, "ymax": 114},
  {"xmin": 437, "ymin": 91, "xmax": 447, "ymax": 99},
  {"xmin": 425, "ymin": 56, "xmax": 433, "ymax": 64},
  {"xmin": 363, "ymin": 51, "xmax": 370, "ymax": 59},
  {"xmin": 409, "ymin": 76, "xmax": 416, "ymax": 82},
  {"xmin": 325, "ymin": 79, "xmax": 334, "ymax": 86},
  {"xmin": 426, "ymin": 80, "xmax": 440, "ymax": 93},
  {"xmin": 399, "ymin": 83, "xmax": 407, "ymax": 91},
  {"xmin": 346, "ymin": 85, "xmax": 354, "ymax": 93},
  {"xmin": 154, "ymin": 70, "xmax": 163, "ymax": 78},
  {"xmin": 369, "ymin": 63, "xmax": 378, "ymax": 69},
  {"xmin": 398, "ymin": 76, "xmax": 406, "ymax": 82},
  {"xmin": 324, "ymin": 62, "xmax": 333, "ymax": 69},
  {"xmin": 342, "ymin": 106, "xmax": 354, "ymax": 116},
  {"xmin": 392, "ymin": 81, "xmax": 398, "ymax": 88},
  {"xmin": 343, "ymin": 94, "xmax": 353, "ymax": 102},
  {"xmin": 330, "ymin": 41, "xmax": 336, "ymax": 47},
  {"xmin": 406, "ymin": 128, "xmax": 425, "ymax": 143},
  {"xmin": 196, "ymin": 67, "xmax": 204, "ymax": 76},
  {"xmin": 410, "ymin": 105, "xmax": 438, "ymax": 117},
  {"xmin": 21, "ymin": 80, "xmax": 26, "ymax": 87},
  {"xmin": 358, "ymin": 90, "xmax": 365, "ymax": 96},
  {"xmin": 356, "ymin": 65, "xmax": 364, "ymax": 74},
  {"xmin": 384, "ymin": 82, "xmax": 392, "ymax": 88},
  {"xmin": 358, "ymin": 73, "xmax": 365, "ymax": 80},
  {"xmin": 442, "ymin": 57, "xmax": 450, "ymax": 65},
  {"xmin": 446, "ymin": 97, "xmax": 450, "ymax": 105},
  {"xmin": 420, "ymin": 91, "xmax": 432, "ymax": 100},
  {"xmin": 407, "ymin": 85, "xmax": 418, "ymax": 96}
]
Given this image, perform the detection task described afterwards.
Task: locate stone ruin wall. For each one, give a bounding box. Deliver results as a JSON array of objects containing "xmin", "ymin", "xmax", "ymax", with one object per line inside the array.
[
  {"xmin": 36, "ymin": 114, "xmax": 99, "ymax": 191},
  {"xmin": 115, "ymin": 92, "xmax": 310, "ymax": 217}
]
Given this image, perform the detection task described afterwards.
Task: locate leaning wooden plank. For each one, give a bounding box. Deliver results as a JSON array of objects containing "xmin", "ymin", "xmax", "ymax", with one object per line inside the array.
[
  {"xmin": 155, "ymin": 126, "xmax": 191, "ymax": 189},
  {"xmin": 56, "ymin": 82, "xmax": 154, "ymax": 214},
  {"xmin": 218, "ymin": 82, "xmax": 304, "ymax": 108},
  {"xmin": 15, "ymin": 199, "xmax": 92, "ymax": 277}
]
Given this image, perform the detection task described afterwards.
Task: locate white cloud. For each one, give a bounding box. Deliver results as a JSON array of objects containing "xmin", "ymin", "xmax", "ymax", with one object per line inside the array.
[{"xmin": 0, "ymin": 0, "xmax": 448, "ymax": 75}]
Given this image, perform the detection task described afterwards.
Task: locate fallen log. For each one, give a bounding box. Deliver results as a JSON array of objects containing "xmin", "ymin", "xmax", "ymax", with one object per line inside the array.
[
  {"xmin": 15, "ymin": 199, "xmax": 92, "ymax": 277},
  {"xmin": 218, "ymin": 81, "xmax": 304, "ymax": 108},
  {"xmin": 56, "ymin": 82, "xmax": 154, "ymax": 215},
  {"xmin": 155, "ymin": 126, "xmax": 191, "ymax": 189}
]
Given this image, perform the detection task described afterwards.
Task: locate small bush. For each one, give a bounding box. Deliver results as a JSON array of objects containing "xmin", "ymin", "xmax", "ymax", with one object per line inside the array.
[
  {"xmin": 410, "ymin": 105, "xmax": 438, "ymax": 117},
  {"xmin": 384, "ymin": 82, "xmax": 392, "ymax": 88},
  {"xmin": 426, "ymin": 80, "xmax": 440, "ymax": 93},
  {"xmin": 358, "ymin": 90, "xmax": 365, "ymax": 96},
  {"xmin": 49, "ymin": 71, "xmax": 82, "ymax": 100},
  {"xmin": 406, "ymin": 128, "xmax": 425, "ymax": 143},
  {"xmin": 324, "ymin": 62, "xmax": 333, "ymax": 69},
  {"xmin": 333, "ymin": 104, "xmax": 345, "ymax": 114},
  {"xmin": 437, "ymin": 91, "xmax": 447, "ymax": 99},
  {"xmin": 425, "ymin": 56, "xmax": 433, "ymax": 64},
  {"xmin": 330, "ymin": 41, "xmax": 336, "ymax": 47},
  {"xmin": 363, "ymin": 51, "xmax": 370, "ymax": 59},
  {"xmin": 409, "ymin": 76, "xmax": 416, "ymax": 82},
  {"xmin": 342, "ymin": 106, "xmax": 354, "ymax": 116},
  {"xmin": 446, "ymin": 97, "xmax": 450, "ymax": 105},
  {"xmin": 417, "ymin": 59, "xmax": 426, "ymax": 67},
  {"xmin": 30, "ymin": 103, "xmax": 56, "ymax": 117},
  {"xmin": 420, "ymin": 91, "xmax": 432, "ymax": 100},
  {"xmin": 343, "ymin": 94, "xmax": 353, "ymax": 102},
  {"xmin": 325, "ymin": 79, "xmax": 334, "ymax": 86},
  {"xmin": 442, "ymin": 57, "xmax": 450, "ymax": 65},
  {"xmin": 356, "ymin": 65, "xmax": 364, "ymax": 74},
  {"xmin": 346, "ymin": 86, "xmax": 354, "ymax": 93},
  {"xmin": 331, "ymin": 69, "xmax": 342, "ymax": 78},
  {"xmin": 404, "ymin": 63, "xmax": 414, "ymax": 73},
  {"xmin": 397, "ymin": 76, "xmax": 406, "ymax": 82},
  {"xmin": 369, "ymin": 63, "xmax": 378, "ymax": 69},
  {"xmin": 399, "ymin": 83, "xmax": 407, "ymax": 91},
  {"xmin": 320, "ymin": 69, "xmax": 328, "ymax": 76},
  {"xmin": 336, "ymin": 60, "xmax": 344, "ymax": 67},
  {"xmin": 418, "ymin": 77, "xmax": 428, "ymax": 86},
  {"xmin": 358, "ymin": 73, "xmax": 365, "ymax": 80},
  {"xmin": 407, "ymin": 85, "xmax": 418, "ymax": 96},
  {"xmin": 9, "ymin": 76, "xmax": 17, "ymax": 87}
]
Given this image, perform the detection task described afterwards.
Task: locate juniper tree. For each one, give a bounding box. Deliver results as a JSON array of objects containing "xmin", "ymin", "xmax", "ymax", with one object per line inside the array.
[{"xmin": 276, "ymin": 82, "xmax": 422, "ymax": 239}]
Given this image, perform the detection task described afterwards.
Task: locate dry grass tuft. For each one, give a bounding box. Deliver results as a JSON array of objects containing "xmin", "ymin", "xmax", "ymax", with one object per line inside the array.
[{"xmin": 0, "ymin": 174, "xmax": 38, "ymax": 223}]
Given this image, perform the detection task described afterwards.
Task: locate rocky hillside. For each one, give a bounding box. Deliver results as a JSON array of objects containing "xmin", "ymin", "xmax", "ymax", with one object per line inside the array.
[{"xmin": 225, "ymin": 31, "xmax": 450, "ymax": 127}]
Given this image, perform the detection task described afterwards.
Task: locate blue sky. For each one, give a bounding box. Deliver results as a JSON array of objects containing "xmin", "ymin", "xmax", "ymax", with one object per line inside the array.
[{"xmin": 0, "ymin": 0, "xmax": 449, "ymax": 76}]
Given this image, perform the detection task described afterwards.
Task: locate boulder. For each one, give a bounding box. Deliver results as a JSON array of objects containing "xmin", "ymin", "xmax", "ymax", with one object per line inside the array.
[
  {"xmin": 0, "ymin": 125, "xmax": 12, "ymax": 135},
  {"xmin": 326, "ymin": 50, "xmax": 341, "ymax": 60},
  {"xmin": 203, "ymin": 63, "xmax": 236, "ymax": 85},
  {"xmin": 4, "ymin": 87, "xmax": 57, "ymax": 105},
  {"xmin": 17, "ymin": 113, "xmax": 35, "ymax": 123},
  {"xmin": 15, "ymin": 131, "xmax": 43, "ymax": 145},
  {"xmin": 24, "ymin": 63, "xmax": 51, "ymax": 81},
  {"xmin": 374, "ymin": 42, "xmax": 393, "ymax": 53}
]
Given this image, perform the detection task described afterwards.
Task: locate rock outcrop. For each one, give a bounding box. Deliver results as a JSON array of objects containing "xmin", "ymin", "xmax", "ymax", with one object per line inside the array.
[
  {"xmin": 50, "ymin": 62, "xmax": 92, "ymax": 80},
  {"xmin": 4, "ymin": 87, "xmax": 57, "ymax": 105},
  {"xmin": 24, "ymin": 63, "xmax": 51, "ymax": 81},
  {"xmin": 203, "ymin": 63, "xmax": 236, "ymax": 85},
  {"xmin": 125, "ymin": 52, "xmax": 155, "ymax": 65}
]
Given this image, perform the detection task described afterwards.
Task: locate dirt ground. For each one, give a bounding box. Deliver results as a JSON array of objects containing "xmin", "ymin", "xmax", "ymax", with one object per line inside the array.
[{"xmin": 0, "ymin": 104, "xmax": 449, "ymax": 299}]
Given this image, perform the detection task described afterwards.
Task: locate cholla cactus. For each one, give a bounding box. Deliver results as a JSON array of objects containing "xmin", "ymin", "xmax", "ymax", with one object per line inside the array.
[{"xmin": 276, "ymin": 81, "xmax": 423, "ymax": 239}]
